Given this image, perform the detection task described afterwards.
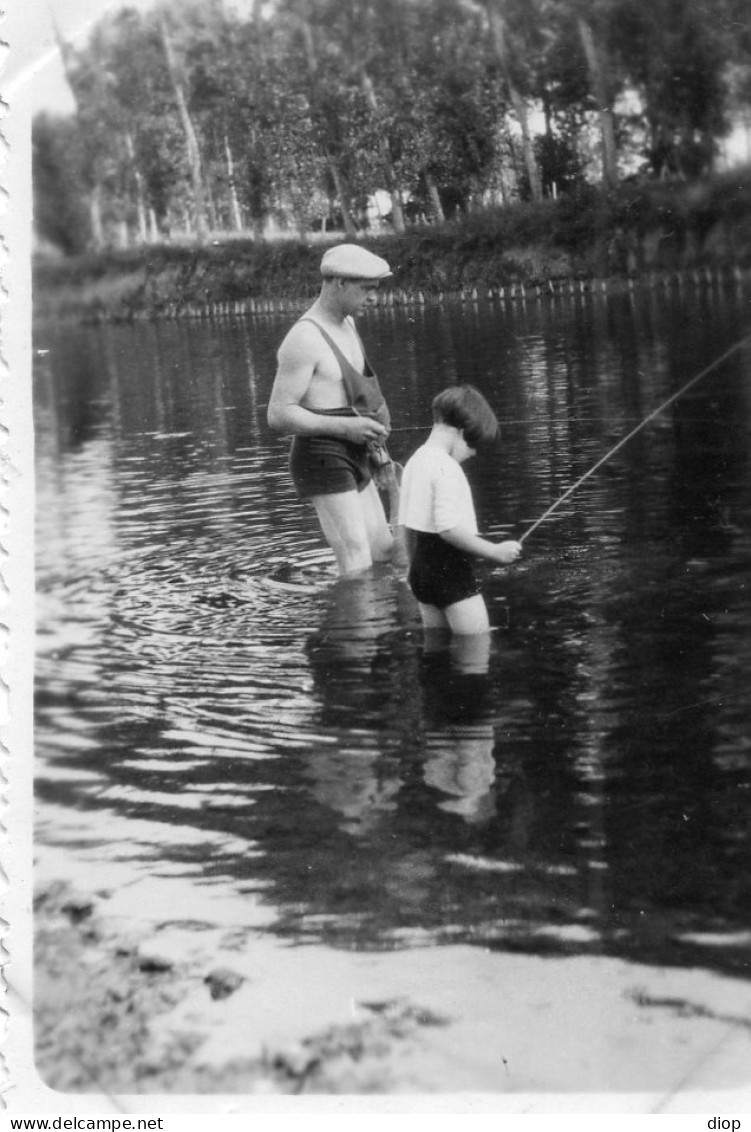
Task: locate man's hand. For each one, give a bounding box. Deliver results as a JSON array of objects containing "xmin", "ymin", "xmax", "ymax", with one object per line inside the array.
[{"xmin": 348, "ymin": 416, "xmax": 389, "ymax": 444}]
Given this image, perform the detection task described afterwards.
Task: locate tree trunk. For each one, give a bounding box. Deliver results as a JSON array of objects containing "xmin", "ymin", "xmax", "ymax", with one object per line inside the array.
[
  {"xmin": 125, "ymin": 133, "xmax": 148, "ymax": 244},
  {"xmin": 89, "ymin": 183, "xmax": 104, "ymax": 250},
  {"xmin": 360, "ymin": 69, "xmax": 406, "ymax": 233},
  {"xmin": 135, "ymin": 184, "xmax": 148, "ymax": 244},
  {"xmin": 52, "ymin": 17, "xmax": 108, "ymax": 250},
  {"xmin": 298, "ymin": 14, "xmax": 358, "ymax": 237},
  {"xmin": 497, "ymin": 170, "xmax": 510, "ymax": 206},
  {"xmin": 424, "ymin": 168, "xmax": 445, "ymax": 223},
  {"xmin": 327, "ymin": 157, "xmax": 357, "ymax": 237},
  {"xmin": 158, "ymin": 14, "xmax": 208, "ymax": 244},
  {"xmin": 206, "ymin": 185, "xmax": 219, "ymax": 232},
  {"xmin": 224, "ymin": 135, "xmax": 244, "ymax": 231},
  {"xmin": 577, "ymin": 18, "xmax": 618, "ymax": 189},
  {"xmin": 487, "ymin": 3, "xmax": 542, "ymax": 202}
]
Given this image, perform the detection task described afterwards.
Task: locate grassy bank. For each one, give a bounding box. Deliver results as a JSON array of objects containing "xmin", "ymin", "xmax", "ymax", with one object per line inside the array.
[{"xmin": 33, "ymin": 169, "xmax": 751, "ymax": 323}]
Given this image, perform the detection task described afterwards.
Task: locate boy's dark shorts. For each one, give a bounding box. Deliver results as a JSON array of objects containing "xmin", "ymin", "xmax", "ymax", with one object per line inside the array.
[
  {"xmin": 290, "ymin": 434, "xmax": 372, "ymax": 498},
  {"xmin": 407, "ymin": 531, "xmax": 481, "ymax": 610}
]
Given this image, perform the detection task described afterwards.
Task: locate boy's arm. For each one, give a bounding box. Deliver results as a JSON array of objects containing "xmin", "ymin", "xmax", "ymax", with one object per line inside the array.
[{"xmin": 439, "ymin": 525, "xmax": 521, "ymax": 565}]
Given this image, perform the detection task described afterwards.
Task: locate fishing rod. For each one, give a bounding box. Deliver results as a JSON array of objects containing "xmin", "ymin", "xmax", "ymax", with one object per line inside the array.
[{"xmin": 519, "ymin": 331, "xmax": 751, "ymax": 545}]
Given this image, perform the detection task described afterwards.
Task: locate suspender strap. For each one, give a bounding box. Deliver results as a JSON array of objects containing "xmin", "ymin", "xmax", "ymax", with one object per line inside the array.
[{"xmin": 299, "ymin": 317, "xmax": 390, "ymax": 428}]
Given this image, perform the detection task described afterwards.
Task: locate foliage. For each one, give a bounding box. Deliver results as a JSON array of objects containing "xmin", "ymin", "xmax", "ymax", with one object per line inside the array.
[
  {"xmin": 33, "ymin": 171, "xmax": 751, "ymax": 325},
  {"xmin": 33, "ymin": 115, "xmax": 92, "ymax": 255},
  {"xmin": 32, "ymin": 0, "xmax": 751, "ymax": 253}
]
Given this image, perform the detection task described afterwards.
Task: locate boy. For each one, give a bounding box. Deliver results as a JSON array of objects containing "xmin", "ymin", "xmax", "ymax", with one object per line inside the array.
[{"xmin": 398, "ymin": 385, "xmax": 522, "ymax": 635}]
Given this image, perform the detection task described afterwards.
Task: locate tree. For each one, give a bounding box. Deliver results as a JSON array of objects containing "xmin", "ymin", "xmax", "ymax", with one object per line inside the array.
[
  {"xmin": 286, "ymin": 1, "xmax": 359, "ymax": 235},
  {"xmin": 576, "ymin": 11, "xmax": 619, "ymax": 187},
  {"xmin": 483, "ymin": 0, "xmax": 544, "ymax": 201},
  {"xmin": 607, "ymin": 0, "xmax": 732, "ymax": 178},
  {"xmin": 157, "ymin": 8, "xmax": 209, "ymax": 241},
  {"xmin": 52, "ymin": 15, "xmax": 120, "ymax": 249},
  {"xmin": 32, "ymin": 0, "xmax": 748, "ymax": 255},
  {"xmin": 386, "ymin": 0, "xmax": 507, "ymax": 219},
  {"xmin": 32, "ymin": 115, "xmax": 91, "ymax": 254}
]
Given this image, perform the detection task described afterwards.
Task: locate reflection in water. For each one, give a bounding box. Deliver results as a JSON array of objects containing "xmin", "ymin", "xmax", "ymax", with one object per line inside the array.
[
  {"xmin": 421, "ymin": 633, "xmax": 496, "ymax": 824},
  {"xmin": 33, "ymin": 286, "xmax": 751, "ymax": 974},
  {"xmin": 424, "ymin": 728, "xmax": 496, "ymax": 823},
  {"xmin": 302, "ymin": 570, "xmax": 409, "ymax": 835}
]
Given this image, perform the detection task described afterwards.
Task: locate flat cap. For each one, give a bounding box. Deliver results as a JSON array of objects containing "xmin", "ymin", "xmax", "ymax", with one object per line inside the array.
[{"xmin": 320, "ymin": 244, "xmax": 392, "ymax": 280}]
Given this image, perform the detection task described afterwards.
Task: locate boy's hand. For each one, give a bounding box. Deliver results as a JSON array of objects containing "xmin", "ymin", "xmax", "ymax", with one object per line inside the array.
[{"xmin": 493, "ymin": 540, "xmax": 522, "ymax": 565}]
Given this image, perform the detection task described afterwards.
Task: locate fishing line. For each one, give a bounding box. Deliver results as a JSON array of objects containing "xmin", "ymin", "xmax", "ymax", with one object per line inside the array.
[
  {"xmin": 519, "ymin": 331, "xmax": 751, "ymax": 545},
  {"xmin": 389, "ymin": 415, "xmax": 722, "ymax": 431}
]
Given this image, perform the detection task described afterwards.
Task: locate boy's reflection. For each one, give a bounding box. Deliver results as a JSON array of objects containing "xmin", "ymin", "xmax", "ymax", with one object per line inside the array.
[
  {"xmin": 303, "ymin": 572, "xmax": 502, "ymax": 835},
  {"xmin": 419, "ymin": 631, "xmax": 497, "ymax": 825}
]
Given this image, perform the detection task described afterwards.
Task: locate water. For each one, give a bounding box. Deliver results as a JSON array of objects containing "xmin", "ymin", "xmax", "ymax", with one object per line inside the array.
[{"xmin": 34, "ymin": 284, "xmax": 751, "ymax": 975}]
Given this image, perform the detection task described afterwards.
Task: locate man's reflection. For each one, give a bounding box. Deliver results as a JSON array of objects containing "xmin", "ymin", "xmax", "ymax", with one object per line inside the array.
[{"xmin": 301, "ymin": 568, "xmax": 414, "ymax": 834}]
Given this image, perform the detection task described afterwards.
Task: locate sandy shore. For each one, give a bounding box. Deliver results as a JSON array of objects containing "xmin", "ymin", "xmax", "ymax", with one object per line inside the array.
[{"xmin": 26, "ymin": 837, "xmax": 751, "ymax": 1114}]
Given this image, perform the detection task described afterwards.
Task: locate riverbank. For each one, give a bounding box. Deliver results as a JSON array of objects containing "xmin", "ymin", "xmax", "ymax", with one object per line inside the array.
[
  {"xmin": 29, "ymin": 835, "xmax": 751, "ymax": 1108},
  {"xmin": 32, "ymin": 169, "xmax": 751, "ymax": 324}
]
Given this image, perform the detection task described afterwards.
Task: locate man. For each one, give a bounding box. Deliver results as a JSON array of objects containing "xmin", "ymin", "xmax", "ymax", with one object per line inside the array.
[{"xmin": 267, "ymin": 244, "xmax": 400, "ymax": 576}]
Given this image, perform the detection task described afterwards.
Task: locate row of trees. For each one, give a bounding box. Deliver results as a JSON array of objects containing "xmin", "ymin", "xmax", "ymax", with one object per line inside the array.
[{"xmin": 33, "ymin": 0, "xmax": 751, "ymax": 255}]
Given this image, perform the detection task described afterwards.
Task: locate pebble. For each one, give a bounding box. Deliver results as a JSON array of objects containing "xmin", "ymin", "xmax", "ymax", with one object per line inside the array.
[
  {"xmin": 136, "ymin": 943, "xmax": 175, "ymax": 973},
  {"xmin": 204, "ymin": 966, "xmax": 245, "ymax": 1000},
  {"xmin": 60, "ymin": 895, "xmax": 96, "ymax": 923}
]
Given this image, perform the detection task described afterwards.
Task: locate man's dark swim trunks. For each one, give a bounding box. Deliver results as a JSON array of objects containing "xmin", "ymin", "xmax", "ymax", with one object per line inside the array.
[
  {"xmin": 407, "ymin": 531, "xmax": 481, "ymax": 609},
  {"xmin": 289, "ymin": 318, "xmax": 390, "ymax": 499},
  {"xmin": 290, "ymin": 409, "xmax": 372, "ymax": 498}
]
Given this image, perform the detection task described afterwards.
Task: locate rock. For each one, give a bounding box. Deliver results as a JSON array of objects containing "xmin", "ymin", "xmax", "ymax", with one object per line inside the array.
[
  {"xmin": 204, "ymin": 967, "xmax": 245, "ymax": 1000},
  {"xmin": 60, "ymin": 895, "xmax": 96, "ymax": 924},
  {"xmin": 136, "ymin": 943, "xmax": 175, "ymax": 973},
  {"xmin": 271, "ymin": 1041, "xmax": 318, "ymax": 1079}
]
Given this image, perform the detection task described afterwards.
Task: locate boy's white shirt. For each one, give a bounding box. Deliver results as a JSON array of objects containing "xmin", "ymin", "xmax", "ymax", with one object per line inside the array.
[{"xmin": 398, "ymin": 443, "xmax": 479, "ymax": 534}]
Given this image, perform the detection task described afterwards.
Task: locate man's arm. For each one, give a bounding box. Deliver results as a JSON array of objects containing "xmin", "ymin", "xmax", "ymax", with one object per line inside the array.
[{"xmin": 267, "ymin": 323, "xmax": 386, "ymax": 444}]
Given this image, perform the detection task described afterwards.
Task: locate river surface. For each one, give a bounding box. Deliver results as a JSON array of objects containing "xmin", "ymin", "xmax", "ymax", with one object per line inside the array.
[{"xmin": 34, "ymin": 283, "xmax": 751, "ymax": 977}]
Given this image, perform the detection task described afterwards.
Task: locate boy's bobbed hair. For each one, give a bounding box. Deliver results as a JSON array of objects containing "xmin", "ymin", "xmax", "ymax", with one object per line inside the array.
[{"xmin": 431, "ymin": 384, "xmax": 499, "ymax": 448}]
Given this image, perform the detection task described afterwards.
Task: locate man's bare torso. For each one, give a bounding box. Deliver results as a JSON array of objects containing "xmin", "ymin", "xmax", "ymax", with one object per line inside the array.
[{"xmin": 293, "ymin": 309, "xmax": 365, "ymax": 412}]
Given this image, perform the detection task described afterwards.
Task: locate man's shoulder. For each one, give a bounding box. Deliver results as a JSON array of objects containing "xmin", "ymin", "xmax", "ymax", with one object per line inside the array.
[
  {"xmin": 280, "ymin": 316, "xmax": 323, "ymax": 345},
  {"xmin": 278, "ymin": 317, "xmax": 327, "ymax": 361}
]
